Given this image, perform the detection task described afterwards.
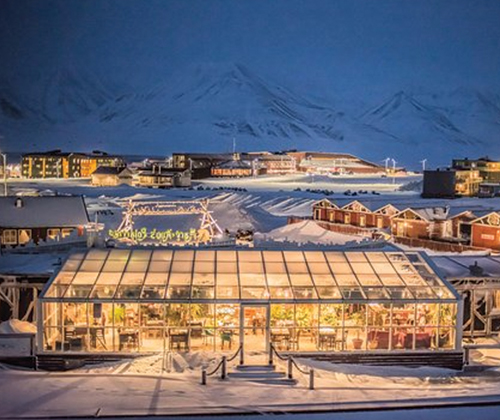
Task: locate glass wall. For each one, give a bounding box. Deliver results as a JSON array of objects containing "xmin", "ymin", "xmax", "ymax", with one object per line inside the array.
[{"xmin": 42, "ymin": 301, "xmax": 458, "ymax": 353}]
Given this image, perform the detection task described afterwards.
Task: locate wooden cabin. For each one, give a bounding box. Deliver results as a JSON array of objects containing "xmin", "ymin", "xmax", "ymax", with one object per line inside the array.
[
  {"xmin": 372, "ymin": 204, "xmax": 400, "ymax": 229},
  {"xmin": 470, "ymin": 212, "xmax": 500, "ymax": 251},
  {"xmin": 391, "ymin": 207, "xmax": 450, "ymax": 240},
  {"xmin": 91, "ymin": 166, "xmax": 134, "ymax": 187},
  {"xmin": 0, "ymin": 196, "xmax": 89, "ymax": 248},
  {"xmin": 312, "ymin": 199, "xmax": 339, "ymax": 222}
]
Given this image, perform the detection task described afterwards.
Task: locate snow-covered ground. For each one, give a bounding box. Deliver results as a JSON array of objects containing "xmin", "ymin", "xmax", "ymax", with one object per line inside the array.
[
  {"xmin": 2, "ymin": 350, "xmax": 500, "ymax": 418},
  {"xmin": 4, "ymin": 174, "xmax": 500, "ymax": 253}
]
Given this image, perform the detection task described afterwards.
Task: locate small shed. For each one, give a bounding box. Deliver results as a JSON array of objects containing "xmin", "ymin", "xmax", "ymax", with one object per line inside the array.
[
  {"xmin": 91, "ymin": 166, "xmax": 133, "ymax": 187},
  {"xmin": 0, "ymin": 196, "xmax": 89, "ymax": 248}
]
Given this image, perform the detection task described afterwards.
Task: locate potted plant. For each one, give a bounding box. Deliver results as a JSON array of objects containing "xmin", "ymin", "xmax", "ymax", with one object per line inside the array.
[{"xmin": 349, "ymin": 310, "xmax": 365, "ymax": 350}]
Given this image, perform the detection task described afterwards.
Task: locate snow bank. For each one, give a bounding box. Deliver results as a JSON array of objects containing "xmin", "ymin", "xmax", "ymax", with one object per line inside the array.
[
  {"xmin": 0, "ymin": 320, "xmax": 36, "ymax": 334},
  {"xmin": 256, "ymin": 220, "xmax": 363, "ymax": 245}
]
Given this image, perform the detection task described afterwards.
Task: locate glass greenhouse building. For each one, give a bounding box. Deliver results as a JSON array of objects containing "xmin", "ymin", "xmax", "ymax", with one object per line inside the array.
[{"xmin": 38, "ymin": 249, "xmax": 462, "ymax": 357}]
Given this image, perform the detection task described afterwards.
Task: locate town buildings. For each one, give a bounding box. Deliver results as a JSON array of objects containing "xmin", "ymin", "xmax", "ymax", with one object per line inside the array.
[
  {"xmin": 288, "ymin": 151, "xmax": 386, "ymax": 175},
  {"xmin": 22, "ymin": 151, "xmax": 126, "ymax": 179},
  {"xmin": 423, "ymin": 157, "xmax": 500, "ymax": 198}
]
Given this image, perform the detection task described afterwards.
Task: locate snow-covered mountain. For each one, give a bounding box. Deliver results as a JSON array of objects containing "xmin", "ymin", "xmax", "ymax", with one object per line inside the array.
[{"xmin": 0, "ymin": 63, "xmax": 498, "ymax": 166}]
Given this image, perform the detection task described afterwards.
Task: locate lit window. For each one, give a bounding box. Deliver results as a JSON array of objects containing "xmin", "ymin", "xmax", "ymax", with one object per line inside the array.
[
  {"xmin": 18, "ymin": 229, "xmax": 32, "ymax": 244},
  {"xmin": 3, "ymin": 229, "xmax": 17, "ymax": 245},
  {"xmin": 48, "ymin": 228, "xmax": 60, "ymax": 240},
  {"xmin": 61, "ymin": 228, "xmax": 74, "ymax": 238}
]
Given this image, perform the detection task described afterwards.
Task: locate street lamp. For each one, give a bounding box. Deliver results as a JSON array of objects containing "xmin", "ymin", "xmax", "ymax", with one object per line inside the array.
[{"xmin": 0, "ymin": 152, "xmax": 7, "ymax": 196}]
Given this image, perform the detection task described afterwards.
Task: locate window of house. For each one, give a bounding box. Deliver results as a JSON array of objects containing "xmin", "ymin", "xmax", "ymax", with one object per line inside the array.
[
  {"xmin": 48, "ymin": 228, "xmax": 60, "ymax": 240},
  {"xmin": 18, "ymin": 229, "xmax": 32, "ymax": 244},
  {"xmin": 61, "ymin": 228, "xmax": 74, "ymax": 238},
  {"xmin": 3, "ymin": 229, "xmax": 17, "ymax": 245}
]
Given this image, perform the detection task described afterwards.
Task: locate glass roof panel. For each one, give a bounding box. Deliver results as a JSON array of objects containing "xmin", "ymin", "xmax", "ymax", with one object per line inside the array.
[
  {"xmin": 371, "ymin": 263, "xmax": 397, "ymax": 275},
  {"xmin": 151, "ymin": 249, "xmax": 173, "ymax": 261},
  {"xmin": 316, "ymin": 286, "xmax": 342, "ymax": 299},
  {"xmin": 365, "ymin": 253, "xmax": 389, "ymax": 263},
  {"xmin": 350, "ymin": 263, "xmax": 375, "ymax": 275},
  {"xmin": 240, "ymin": 273, "xmax": 266, "ymax": 286},
  {"xmin": 304, "ymin": 251, "xmax": 327, "ymax": 263},
  {"xmin": 286, "ymin": 262, "xmax": 309, "ymax": 274},
  {"xmin": 328, "ymin": 262, "xmax": 353, "ymax": 274},
  {"xmin": 217, "ymin": 250, "xmax": 236, "ymax": 261},
  {"xmin": 308, "ymin": 262, "xmax": 331, "ymax": 274},
  {"xmin": 79, "ymin": 259, "xmax": 105, "ymax": 272},
  {"xmin": 120, "ymin": 273, "xmax": 145, "ymax": 285},
  {"xmin": 174, "ymin": 250, "xmax": 195, "ymax": 260},
  {"xmin": 196, "ymin": 250, "xmax": 215, "ymax": 261},
  {"xmin": 61, "ymin": 259, "xmax": 82, "ymax": 272},
  {"xmin": 335, "ymin": 274, "xmax": 359, "ymax": 286},
  {"xmin": 148, "ymin": 260, "xmax": 171, "ymax": 272},
  {"xmin": 283, "ymin": 251, "xmax": 305, "ymax": 262},
  {"xmin": 107, "ymin": 249, "xmax": 131, "ymax": 260},
  {"xmin": 86, "ymin": 249, "xmax": 109, "ymax": 260},
  {"xmin": 288, "ymin": 273, "xmax": 313, "ymax": 286},
  {"xmin": 380, "ymin": 275, "xmax": 405, "ymax": 286},
  {"xmin": 102, "ymin": 259, "xmax": 127, "ymax": 272},
  {"xmin": 192, "ymin": 273, "xmax": 215, "ymax": 286},
  {"xmin": 94, "ymin": 272, "xmax": 122, "ymax": 285},
  {"xmin": 262, "ymin": 251, "xmax": 284, "ymax": 262},
  {"xmin": 238, "ymin": 251, "xmax": 262, "ymax": 262},
  {"xmin": 144, "ymin": 272, "xmax": 168, "ymax": 285},
  {"xmin": 266, "ymin": 273, "xmax": 290, "ymax": 286},
  {"xmin": 41, "ymin": 250, "xmax": 458, "ymax": 303},
  {"xmin": 217, "ymin": 261, "xmax": 237, "ymax": 273},
  {"xmin": 357, "ymin": 274, "xmax": 382, "ymax": 286},
  {"xmin": 346, "ymin": 252, "xmax": 368, "ymax": 263},
  {"xmin": 324, "ymin": 252, "xmax": 347, "ymax": 262},
  {"xmin": 72, "ymin": 272, "xmax": 99, "ymax": 285},
  {"xmin": 311, "ymin": 273, "xmax": 335, "ymax": 286},
  {"xmin": 54, "ymin": 272, "xmax": 75, "ymax": 285}
]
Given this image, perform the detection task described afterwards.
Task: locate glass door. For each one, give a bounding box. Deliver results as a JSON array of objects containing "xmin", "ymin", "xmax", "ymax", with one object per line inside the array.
[{"xmin": 240, "ymin": 304, "xmax": 269, "ymax": 362}]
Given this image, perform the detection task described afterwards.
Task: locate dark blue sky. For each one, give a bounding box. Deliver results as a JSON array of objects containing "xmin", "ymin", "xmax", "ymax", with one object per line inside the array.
[{"xmin": 1, "ymin": 0, "xmax": 500, "ymax": 93}]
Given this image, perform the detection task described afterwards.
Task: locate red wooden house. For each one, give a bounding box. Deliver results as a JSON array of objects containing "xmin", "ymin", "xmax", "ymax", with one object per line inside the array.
[
  {"xmin": 470, "ymin": 212, "xmax": 500, "ymax": 251},
  {"xmin": 312, "ymin": 199, "xmax": 339, "ymax": 222},
  {"xmin": 391, "ymin": 207, "xmax": 450, "ymax": 239}
]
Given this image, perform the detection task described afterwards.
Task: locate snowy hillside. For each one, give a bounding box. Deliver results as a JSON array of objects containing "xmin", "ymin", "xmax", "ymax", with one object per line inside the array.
[{"xmin": 0, "ymin": 63, "xmax": 498, "ymax": 166}]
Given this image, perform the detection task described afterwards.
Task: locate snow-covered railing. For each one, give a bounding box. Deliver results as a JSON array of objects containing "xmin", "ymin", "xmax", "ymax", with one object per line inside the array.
[{"xmin": 463, "ymin": 343, "xmax": 500, "ymax": 365}]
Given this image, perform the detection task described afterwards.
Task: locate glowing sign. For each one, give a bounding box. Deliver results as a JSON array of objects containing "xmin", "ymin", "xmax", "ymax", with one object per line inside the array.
[{"xmin": 108, "ymin": 227, "xmax": 210, "ymax": 243}]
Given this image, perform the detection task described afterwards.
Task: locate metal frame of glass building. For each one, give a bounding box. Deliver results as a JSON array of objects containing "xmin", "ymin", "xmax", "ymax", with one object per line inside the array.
[{"xmin": 38, "ymin": 249, "xmax": 463, "ymax": 357}]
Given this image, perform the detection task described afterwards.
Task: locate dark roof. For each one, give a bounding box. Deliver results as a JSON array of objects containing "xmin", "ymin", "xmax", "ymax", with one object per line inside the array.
[
  {"xmin": 0, "ymin": 196, "xmax": 89, "ymax": 228},
  {"xmin": 91, "ymin": 166, "xmax": 129, "ymax": 176}
]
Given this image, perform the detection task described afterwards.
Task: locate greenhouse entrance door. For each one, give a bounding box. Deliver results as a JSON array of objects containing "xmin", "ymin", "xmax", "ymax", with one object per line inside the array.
[{"xmin": 240, "ymin": 304, "xmax": 269, "ymax": 363}]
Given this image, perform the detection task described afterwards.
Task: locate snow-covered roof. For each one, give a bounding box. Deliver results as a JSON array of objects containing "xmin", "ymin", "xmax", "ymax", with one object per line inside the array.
[
  {"xmin": 91, "ymin": 166, "xmax": 131, "ymax": 176},
  {"xmin": 394, "ymin": 207, "xmax": 450, "ymax": 222},
  {"xmin": 0, "ymin": 196, "xmax": 89, "ymax": 228},
  {"xmin": 215, "ymin": 160, "xmax": 252, "ymax": 170},
  {"xmin": 431, "ymin": 256, "xmax": 500, "ymax": 279}
]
